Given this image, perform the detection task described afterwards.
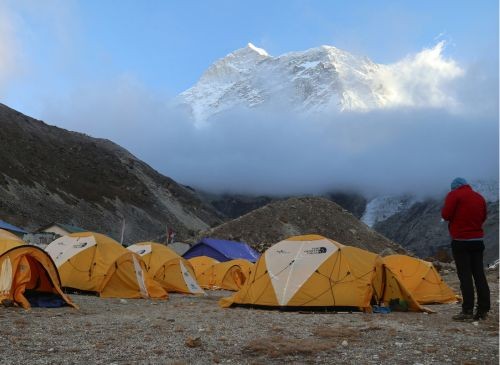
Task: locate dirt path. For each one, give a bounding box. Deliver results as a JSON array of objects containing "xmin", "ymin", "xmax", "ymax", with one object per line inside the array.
[{"xmin": 0, "ymin": 272, "xmax": 497, "ymax": 364}]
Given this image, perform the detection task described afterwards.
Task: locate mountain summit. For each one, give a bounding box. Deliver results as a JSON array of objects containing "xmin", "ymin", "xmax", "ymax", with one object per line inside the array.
[
  {"xmin": 179, "ymin": 43, "xmax": 389, "ymax": 121},
  {"xmin": 179, "ymin": 42, "xmax": 462, "ymax": 122}
]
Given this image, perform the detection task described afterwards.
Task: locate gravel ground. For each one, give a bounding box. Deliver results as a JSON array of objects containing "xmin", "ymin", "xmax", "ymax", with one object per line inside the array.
[{"xmin": 1, "ymin": 271, "xmax": 498, "ymax": 365}]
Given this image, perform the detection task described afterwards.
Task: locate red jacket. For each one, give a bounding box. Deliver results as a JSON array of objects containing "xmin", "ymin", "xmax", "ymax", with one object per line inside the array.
[{"xmin": 441, "ymin": 185, "xmax": 487, "ymax": 240}]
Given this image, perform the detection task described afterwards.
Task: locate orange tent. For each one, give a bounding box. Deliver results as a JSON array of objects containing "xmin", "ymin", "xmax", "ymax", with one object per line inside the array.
[
  {"xmin": 377, "ymin": 255, "xmax": 458, "ymax": 304},
  {"xmin": 189, "ymin": 256, "xmax": 253, "ymax": 291},
  {"xmin": 128, "ymin": 242, "xmax": 204, "ymax": 295},
  {"xmin": 221, "ymin": 235, "xmax": 429, "ymax": 312},
  {"xmin": 188, "ymin": 256, "xmax": 220, "ymax": 278},
  {"xmin": 0, "ymin": 237, "xmax": 76, "ymax": 309},
  {"xmin": 0, "ymin": 228, "xmax": 23, "ymax": 242}
]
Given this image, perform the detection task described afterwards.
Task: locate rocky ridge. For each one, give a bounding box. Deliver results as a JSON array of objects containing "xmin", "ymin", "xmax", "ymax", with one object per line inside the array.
[
  {"xmin": 0, "ymin": 103, "xmax": 222, "ymax": 244},
  {"xmin": 200, "ymin": 197, "xmax": 405, "ymax": 254}
]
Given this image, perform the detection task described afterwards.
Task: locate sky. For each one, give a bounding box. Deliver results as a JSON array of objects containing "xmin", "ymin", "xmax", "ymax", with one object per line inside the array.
[{"xmin": 0, "ymin": 0, "xmax": 498, "ymax": 196}]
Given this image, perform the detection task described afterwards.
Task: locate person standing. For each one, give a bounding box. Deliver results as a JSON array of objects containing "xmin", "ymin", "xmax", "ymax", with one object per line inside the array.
[{"xmin": 441, "ymin": 177, "xmax": 490, "ymax": 321}]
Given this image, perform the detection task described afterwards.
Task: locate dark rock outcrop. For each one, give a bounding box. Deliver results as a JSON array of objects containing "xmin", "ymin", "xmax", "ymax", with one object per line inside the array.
[{"xmin": 200, "ymin": 197, "xmax": 405, "ymax": 254}]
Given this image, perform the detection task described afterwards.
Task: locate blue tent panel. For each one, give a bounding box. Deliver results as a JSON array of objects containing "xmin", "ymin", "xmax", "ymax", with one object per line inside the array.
[
  {"xmin": 0, "ymin": 220, "xmax": 27, "ymax": 234},
  {"xmin": 183, "ymin": 238, "xmax": 260, "ymax": 262}
]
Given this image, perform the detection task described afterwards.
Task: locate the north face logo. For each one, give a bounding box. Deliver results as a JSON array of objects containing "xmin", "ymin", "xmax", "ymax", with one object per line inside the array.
[
  {"xmin": 72, "ymin": 242, "xmax": 87, "ymax": 249},
  {"xmin": 276, "ymin": 249, "xmax": 290, "ymax": 254},
  {"xmin": 304, "ymin": 247, "xmax": 327, "ymax": 255}
]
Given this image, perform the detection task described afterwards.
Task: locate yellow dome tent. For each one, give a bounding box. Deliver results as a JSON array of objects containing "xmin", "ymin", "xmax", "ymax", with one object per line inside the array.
[
  {"xmin": 220, "ymin": 235, "xmax": 382, "ymax": 310},
  {"xmin": 0, "ymin": 237, "xmax": 76, "ymax": 309},
  {"xmin": 189, "ymin": 256, "xmax": 252, "ymax": 291},
  {"xmin": 220, "ymin": 235, "xmax": 428, "ymax": 312},
  {"xmin": 228, "ymin": 258, "xmax": 254, "ymax": 283},
  {"xmin": 127, "ymin": 242, "xmax": 204, "ymax": 295},
  {"xmin": 188, "ymin": 256, "xmax": 220, "ymax": 278},
  {"xmin": 377, "ymin": 255, "xmax": 458, "ymax": 304},
  {"xmin": 45, "ymin": 232, "xmax": 167, "ymax": 299}
]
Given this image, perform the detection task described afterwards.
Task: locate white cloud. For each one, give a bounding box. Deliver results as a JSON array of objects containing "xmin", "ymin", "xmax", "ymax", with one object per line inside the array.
[
  {"xmin": 39, "ymin": 61, "xmax": 498, "ymax": 198},
  {"xmin": 379, "ymin": 41, "xmax": 465, "ymax": 109}
]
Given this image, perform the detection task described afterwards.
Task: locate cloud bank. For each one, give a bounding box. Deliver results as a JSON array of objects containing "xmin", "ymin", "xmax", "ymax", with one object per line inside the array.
[
  {"xmin": 380, "ymin": 41, "xmax": 465, "ymax": 109},
  {"xmin": 40, "ymin": 44, "xmax": 498, "ymax": 198}
]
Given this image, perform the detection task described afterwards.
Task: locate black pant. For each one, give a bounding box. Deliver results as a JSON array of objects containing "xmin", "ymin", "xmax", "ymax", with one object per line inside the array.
[{"xmin": 451, "ymin": 240, "xmax": 490, "ymax": 313}]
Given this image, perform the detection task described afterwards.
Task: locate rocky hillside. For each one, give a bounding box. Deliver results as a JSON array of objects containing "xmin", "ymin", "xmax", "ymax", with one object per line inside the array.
[
  {"xmin": 199, "ymin": 197, "xmax": 405, "ymax": 254},
  {"xmin": 0, "ymin": 103, "xmax": 222, "ymax": 243},
  {"xmin": 375, "ymin": 199, "xmax": 499, "ymax": 264}
]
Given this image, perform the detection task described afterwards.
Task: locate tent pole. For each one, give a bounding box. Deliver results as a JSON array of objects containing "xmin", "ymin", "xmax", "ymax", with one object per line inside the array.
[{"xmin": 120, "ymin": 218, "xmax": 126, "ymax": 245}]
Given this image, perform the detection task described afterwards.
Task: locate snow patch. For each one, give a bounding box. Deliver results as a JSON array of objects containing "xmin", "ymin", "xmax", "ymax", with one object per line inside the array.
[
  {"xmin": 247, "ymin": 43, "xmax": 269, "ymax": 57},
  {"xmin": 361, "ymin": 195, "xmax": 418, "ymax": 227}
]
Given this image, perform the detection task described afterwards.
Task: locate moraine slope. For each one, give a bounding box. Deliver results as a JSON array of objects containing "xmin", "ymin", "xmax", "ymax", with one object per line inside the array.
[{"xmin": 0, "ymin": 103, "xmax": 222, "ymax": 243}]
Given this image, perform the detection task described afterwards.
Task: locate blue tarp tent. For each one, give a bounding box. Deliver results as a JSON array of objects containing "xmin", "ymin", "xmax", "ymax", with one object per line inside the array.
[
  {"xmin": 0, "ymin": 219, "xmax": 27, "ymax": 235},
  {"xmin": 183, "ymin": 238, "xmax": 260, "ymax": 262}
]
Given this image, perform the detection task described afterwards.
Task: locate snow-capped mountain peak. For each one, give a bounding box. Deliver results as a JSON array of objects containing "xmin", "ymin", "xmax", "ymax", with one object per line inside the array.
[
  {"xmin": 200, "ymin": 43, "xmax": 270, "ymax": 81},
  {"xmin": 179, "ymin": 42, "xmax": 462, "ymax": 123}
]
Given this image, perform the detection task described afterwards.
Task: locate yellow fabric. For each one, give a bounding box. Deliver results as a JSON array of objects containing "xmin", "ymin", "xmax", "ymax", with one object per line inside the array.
[
  {"xmin": 188, "ymin": 256, "xmax": 220, "ymax": 278},
  {"xmin": 131, "ymin": 242, "xmax": 204, "ymax": 294},
  {"xmin": 225, "ymin": 259, "xmax": 254, "ymax": 286},
  {"xmin": 381, "ymin": 255, "xmax": 458, "ymax": 304},
  {"xmin": 286, "ymin": 246, "xmax": 378, "ymax": 308},
  {"xmin": 46, "ymin": 232, "xmax": 167, "ymax": 299},
  {"xmin": 220, "ymin": 255, "xmax": 276, "ymax": 307},
  {"xmin": 220, "ymin": 235, "xmax": 378, "ymax": 310},
  {"xmin": 220, "ymin": 235, "xmax": 434, "ymax": 313},
  {"xmin": 0, "ymin": 229, "xmax": 24, "ymax": 242},
  {"xmin": 0, "ymin": 238, "xmax": 24, "ymax": 254},
  {"xmin": 373, "ymin": 256, "xmax": 431, "ymax": 312},
  {"xmin": 190, "ymin": 257, "xmax": 253, "ymax": 291},
  {"xmin": 0, "ymin": 242, "xmax": 75, "ymax": 309}
]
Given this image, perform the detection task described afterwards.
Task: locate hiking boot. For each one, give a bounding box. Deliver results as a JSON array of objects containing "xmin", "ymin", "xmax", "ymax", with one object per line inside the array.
[
  {"xmin": 452, "ymin": 311, "xmax": 473, "ymax": 321},
  {"xmin": 473, "ymin": 310, "xmax": 488, "ymax": 321}
]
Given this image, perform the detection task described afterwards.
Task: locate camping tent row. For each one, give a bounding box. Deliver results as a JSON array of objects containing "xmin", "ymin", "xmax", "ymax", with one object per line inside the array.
[
  {"xmin": 0, "ymin": 229, "xmax": 75, "ymax": 309},
  {"xmin": 220, "ymin": 235, "xmax": 458, "ymax": 312},
  {"xmin": 45, "ymin": 233, "xmax": 211, "ymax": 299},
  {"xmin": 2, "ymin": 231, "xmax": 456, "ymax": 311},
  {"xmin": 188, "ymin": 256, "xmax": 254, "ymax": 291},
  {"xmin": 1, "ymin": 230, "xmax": 208, "ymax": 308},
  {"xmin": 45, "ymin": 232, "xmax": 168, "ymax": 299}
]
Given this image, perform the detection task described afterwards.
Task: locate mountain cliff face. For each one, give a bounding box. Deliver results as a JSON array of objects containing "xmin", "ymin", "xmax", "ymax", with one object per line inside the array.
[
  {"xmin": 179, "ymin": 43, "xmax": 392, "ymax": 122},
  {"xmin": 361, "ymin": 180, "xmax": 499, "ymax": 227},
  {"xmin": 374, "ymin": 200, "xmax": 499, "ymax": 264},
  {"xmin": 0, "ymin": 103, "xmax": 222, "ymax": 243}
]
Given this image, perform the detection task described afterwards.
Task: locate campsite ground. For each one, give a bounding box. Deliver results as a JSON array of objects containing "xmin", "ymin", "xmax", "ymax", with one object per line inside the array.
[{"xmin": 1, "ymin": 271, "xmax": 498, "ymax": 365}]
